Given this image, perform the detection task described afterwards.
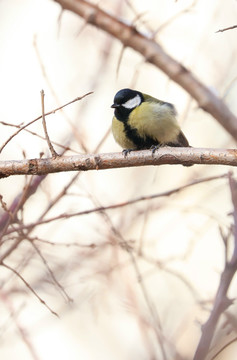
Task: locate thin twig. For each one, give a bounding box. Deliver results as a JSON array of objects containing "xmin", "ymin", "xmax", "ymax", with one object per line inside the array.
[
  {"xmin": 34, "ymin": 35, "xmax": 88, "ymax": 151},
  {"xmin": 0, "ymin": 127, "xmax": 111, "ymax": 264},
  {"xmin": 0, "ymin": 121, "xmax": 77, "ymax": 153},
  {"xmin": 193, "ymin": 172, "xmax": 237, "ymax": 360},
  {"xmin": 0, "ymin": 91, "xmax": 93, "ymax": 154},
  {"xmin": 3, "ymin": 172, "xmax": 228, "ymax": 239},
  {"xmin": 2, "ymin": 262, "xmax": 59, "ymax": 317},
  {"xmin": 128, "ymin": 247, "xmax": 168, "ymax": 360},
  {"xmin": 40, "ymin": 90, "xmax": 59, "ymax": 158},
  {"xmin": 0, "ymin": 176, "xmax": 34, "ymax": 240},
  {"xmin": 1, "ymin": 296, "xmax": 40, "ymax": 360},
  {"xmin": 216, "ymin": 25, "xmax": 237, "ymax": 33},
  {"xmin": 88, "ymin": 192, "xmax": 168, "ymax": 359},
  {"xmin": 30, "ymin": 240, "xmax": 72, "ymax": 302},
  {"xmin": 136, "ymin": 251, "xmax": 201, "ymax": 302},
  {"xmin": 29, "ymin": 236, "xmax": 96, "ymax": 248}
]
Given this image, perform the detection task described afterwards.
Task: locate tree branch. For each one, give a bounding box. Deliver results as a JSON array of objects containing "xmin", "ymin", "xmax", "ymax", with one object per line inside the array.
[
  {"xmin": 53, "ymin": 0, "xmax": 237, "ymax": 140},
  {"xmin": 216, "ymin": 25, "xmax": 237, "ymax": 33},
  {"xmin": 1, "ymin": 172, "xmax": 228, "ymax": 241},
  {"xmin": 0, "ymin": 148, "xmax": 237, "ymax": 177},
  {"xmin": 0, "ymin": 91, "xmax": 93, "ymax": 154},
  {"xmin": 193, "ymin": 172, "xmax": 237, "ymax": 360},
  {"xmin": 40, "ymin": 89, "xmax": 59, "ymax": 158}
]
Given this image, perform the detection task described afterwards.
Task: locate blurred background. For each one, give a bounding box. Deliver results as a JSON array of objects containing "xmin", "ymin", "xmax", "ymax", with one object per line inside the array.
[{"xmin": 0, "ymin": 0, "xmax": 237, "ymax": 359}]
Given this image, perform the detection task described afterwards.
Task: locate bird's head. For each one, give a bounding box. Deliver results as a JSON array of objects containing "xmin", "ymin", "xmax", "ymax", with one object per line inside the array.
[{"xmin": 111, "ymin": 88, "xmax": 144, "ymax": 121}]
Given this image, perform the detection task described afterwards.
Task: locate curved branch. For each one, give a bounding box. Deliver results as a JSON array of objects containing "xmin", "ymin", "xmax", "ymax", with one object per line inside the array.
[
  {"xmin": 0, "ymin": 148, "xmax": 237, "ymax": 177},
  {"xmin": 53, "ymin": 0, "xmax": 237, "ymax": 140}
]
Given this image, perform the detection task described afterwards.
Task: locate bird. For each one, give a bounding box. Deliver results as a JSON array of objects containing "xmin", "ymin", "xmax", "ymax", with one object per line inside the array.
[{"xmin": 111, "ymin": 88, "xmax": 190, "ymax": 156}]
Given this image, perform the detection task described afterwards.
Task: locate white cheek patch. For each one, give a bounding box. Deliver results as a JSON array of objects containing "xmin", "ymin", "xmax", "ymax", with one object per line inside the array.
[{"xmin": 123, "ymin": 94, "xmax": 141, "ymax": 109}]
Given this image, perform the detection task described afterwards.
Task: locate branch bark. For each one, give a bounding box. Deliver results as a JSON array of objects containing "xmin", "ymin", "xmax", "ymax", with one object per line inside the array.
[
  {"xmin": 52, "ymin": 0, "xmax": 237, "ymax": 141},
  {"xmin": 0, "ymin": 148, "xmax": 237, "ymax": 177}
]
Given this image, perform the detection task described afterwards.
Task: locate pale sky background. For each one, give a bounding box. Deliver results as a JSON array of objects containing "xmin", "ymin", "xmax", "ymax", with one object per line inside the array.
[{"xmin": 1, "ymin": 1, "xmax": 237, "ymax": 359}]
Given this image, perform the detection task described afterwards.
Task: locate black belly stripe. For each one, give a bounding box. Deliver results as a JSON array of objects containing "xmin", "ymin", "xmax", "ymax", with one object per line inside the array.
[{"xmin": 123, "ymin": 121, "xmax": 160, "ymax": 149}]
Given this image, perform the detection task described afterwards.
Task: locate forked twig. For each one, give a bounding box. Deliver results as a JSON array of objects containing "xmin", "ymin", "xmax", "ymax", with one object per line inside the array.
[
  {"xmin": 193, "ymin": 172, "xmax": 237, "ymax": 360},
  {"xmin": 2, "ymin": 262, "xmax": 59, "ymax": 317},
  {"xmin": 0, "ymin": 91, "xmax": 93, "ymax": 153}
]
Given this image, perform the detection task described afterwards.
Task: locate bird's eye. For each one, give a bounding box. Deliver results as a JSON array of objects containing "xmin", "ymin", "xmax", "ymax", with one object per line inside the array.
[{"xmin": 123, "ymin": 94, "xmax": 141, "ymax": 109}]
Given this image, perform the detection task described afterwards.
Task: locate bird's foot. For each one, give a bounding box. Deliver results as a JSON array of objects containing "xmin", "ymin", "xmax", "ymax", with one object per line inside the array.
[
  {"xmin": 122, "ymin": 149, "xmax": 133, "ymax": 157},
  {"xmin": 150, "ymin": 144, "xmax": 162, "ymax": 157}
]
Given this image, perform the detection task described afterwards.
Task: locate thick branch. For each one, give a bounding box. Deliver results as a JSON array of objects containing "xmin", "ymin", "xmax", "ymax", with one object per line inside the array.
[
  {"xmin": 53, "ymin": 0, "xmax": 237, "ymax": 140},
  {"xmin": 0, "ymin": 148, "xmax": 237, "ymax": 177}
]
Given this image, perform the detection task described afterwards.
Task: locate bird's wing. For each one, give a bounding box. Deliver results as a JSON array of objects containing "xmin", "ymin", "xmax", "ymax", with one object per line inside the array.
[{"xmin": 143, "ymin": 93, "xmax": 177, "ymax": 115}]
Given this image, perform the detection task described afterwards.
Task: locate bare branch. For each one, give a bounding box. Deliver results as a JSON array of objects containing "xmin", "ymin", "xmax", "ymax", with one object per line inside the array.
[
  {"xmin": 0, "ymin": 126, "xmax": 111, "ymax": 267},
  {"xmin": 0, "ymin": 148, "xmax": 236, "ymax": 178},
  {"xmin": 0, "ymin": 175, "xmax": 46, "ymax": 233},
  {"xmin": 1, "ymin": 296, "xmax": 40, "ymax": 360},
  {"xmin": 87, "ymin": 192, "xmax": 169, "ymax": 359},
  {"xmin": 53, "ymin": 0, "xmax": 237, "ymax": 140},
  {"xmin": 193, "ymin": 172, "xmax": 237, "ymax": 360},
  {"xmin": 30, "ymin": 240, "xmax": 72, "ymax": 302},
  {"xmin": 2, "ymin": 262, "xmax": 59, "ymax": 317},
  {"xmin": 228, "ymin": 173, "xmax": 237, "ymax": 264},
  {"xmin": 0, "ymin": 120, "xmax": 78, "ymax": 153},
  {"xmin": 0, "ymin": 176, "xmax": 35, "ymax": 239},
  {"xmin": 40, "ymin": 90, "xmax": 59, "ymax": 158},
  {"xmin": 2, "ymin": 172, "xmax": 228, "ymax": 239},
  {"xmin": 0, "ymin": 91, "xmax": 93, "ymax": 154},
  {"xmin": 216, "ymin": 25, "xmax": 237, "ymax": 33}
]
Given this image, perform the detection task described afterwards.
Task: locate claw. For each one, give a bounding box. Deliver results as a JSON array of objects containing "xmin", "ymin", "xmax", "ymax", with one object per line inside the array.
[
  {"xmin": 122, "ymin": 149, "xmax": 133, "ymax": 157},
  {"xmin": 150, "ymin": 144, "xmax": 160, "ymax": 156}
]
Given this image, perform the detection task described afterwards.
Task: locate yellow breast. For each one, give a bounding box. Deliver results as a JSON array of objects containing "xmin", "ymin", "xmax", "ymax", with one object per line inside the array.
[
  {"xmin": 112, "ymin": 116, "xmax": 135, "ymax": 149},
  {"xmin": 128, "ymin": 102, "xmax": 180, "ymax": 143}
]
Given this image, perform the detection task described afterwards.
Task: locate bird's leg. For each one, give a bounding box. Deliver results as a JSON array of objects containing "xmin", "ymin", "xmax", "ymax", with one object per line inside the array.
[
  {"xmin": 122, "ymin": 149, "xmax": 134, "ymax": 157},
  {"xmin": 150, "ymin": 144, "xmax": 162, "ymax": 156}
]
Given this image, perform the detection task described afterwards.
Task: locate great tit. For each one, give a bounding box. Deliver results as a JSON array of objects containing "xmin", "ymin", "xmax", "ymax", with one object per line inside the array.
[{"xmin": 111, "ymin": 88, "xmax": 190, "ymax": 154}]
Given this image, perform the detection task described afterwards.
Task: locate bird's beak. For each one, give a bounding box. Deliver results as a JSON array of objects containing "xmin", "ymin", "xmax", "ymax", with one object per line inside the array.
[{"xmin": 111, "ymin": 103, "xmax": 119, "ymax": 108}]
